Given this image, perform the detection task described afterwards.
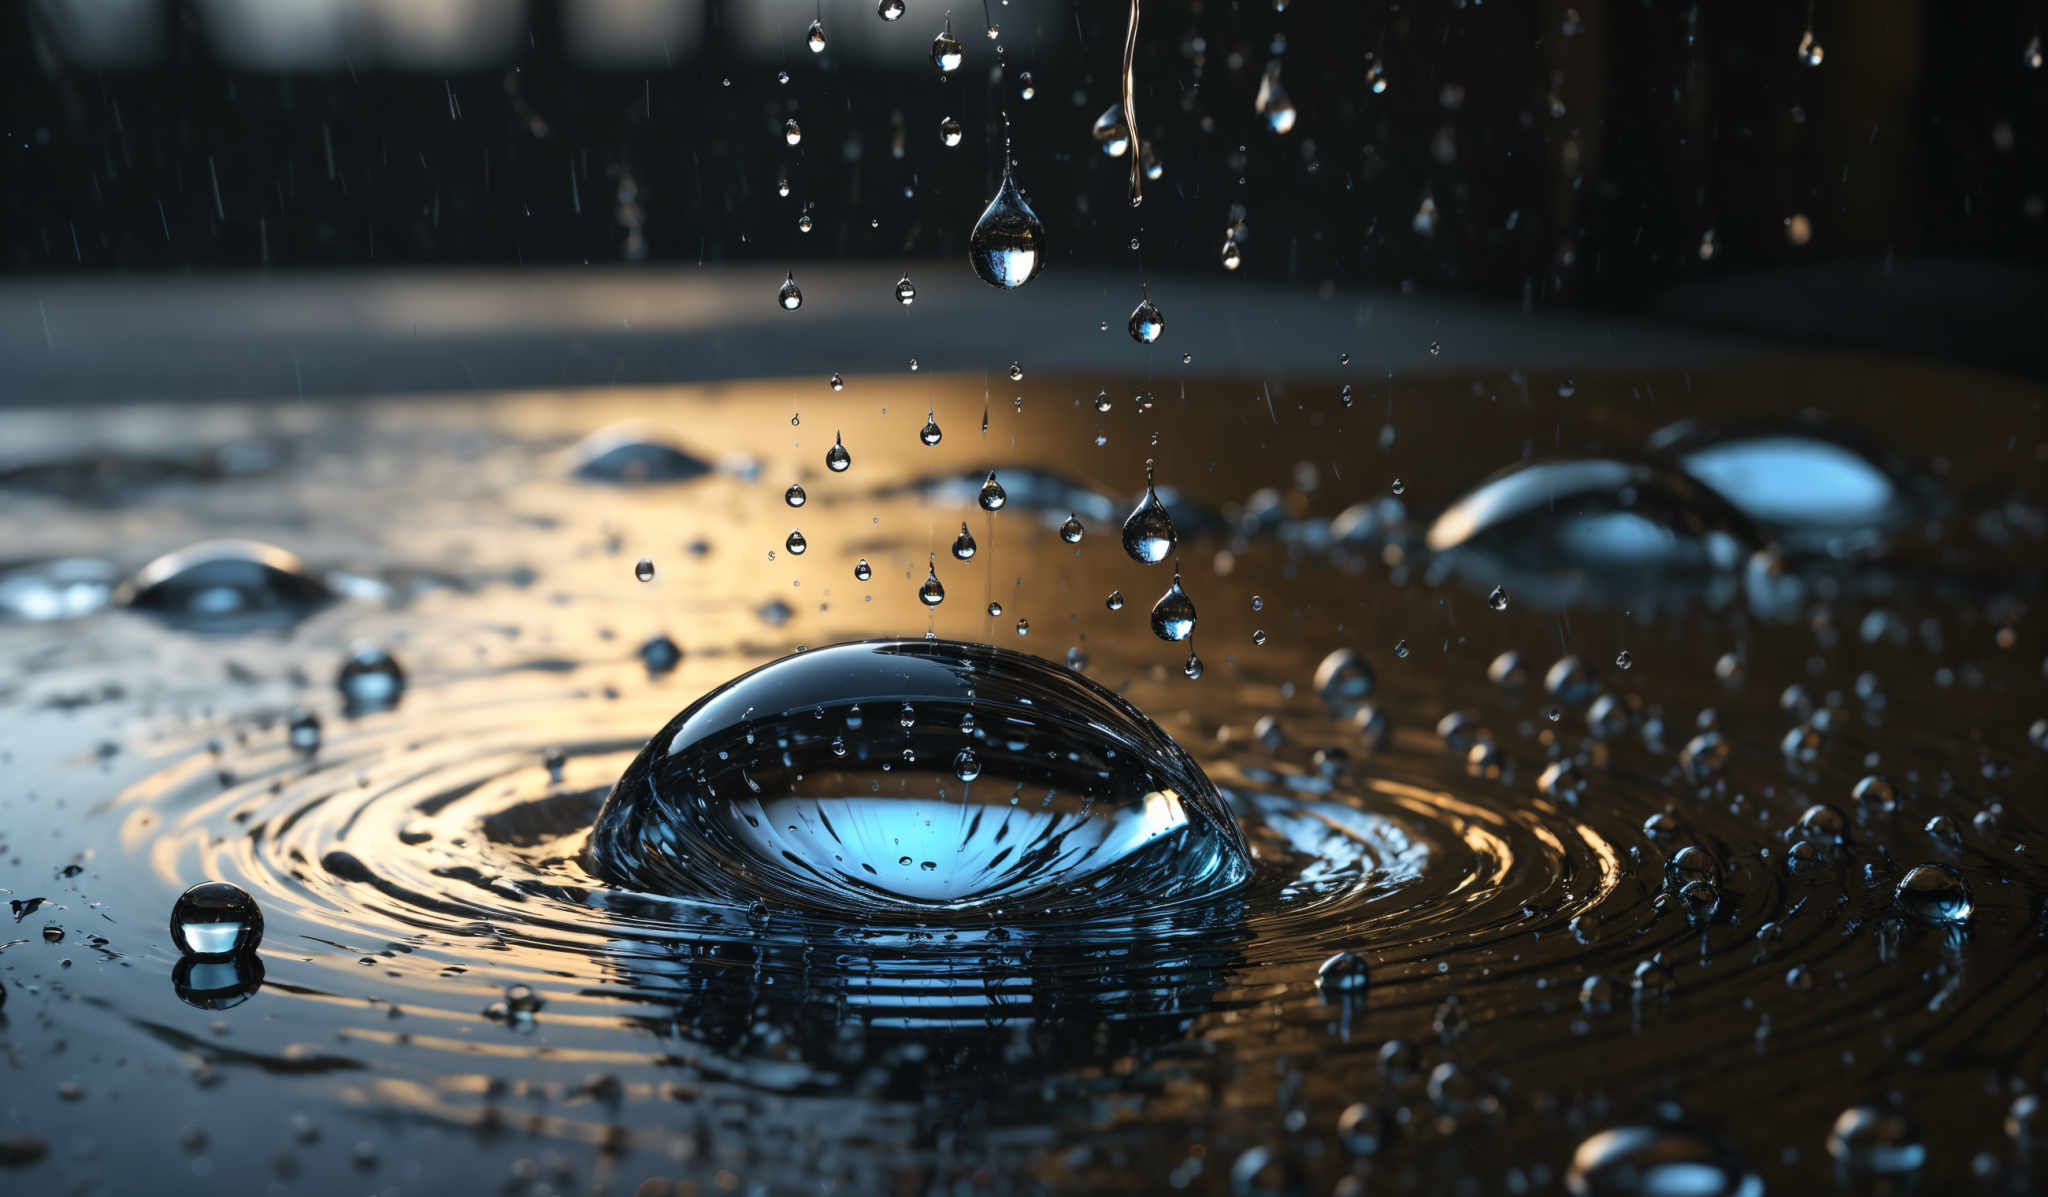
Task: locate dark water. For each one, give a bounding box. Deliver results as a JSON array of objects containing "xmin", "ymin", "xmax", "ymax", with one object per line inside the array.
[{"xmin": 1, "ymin": 363, "xmax": 2044, "ymax": 1195}]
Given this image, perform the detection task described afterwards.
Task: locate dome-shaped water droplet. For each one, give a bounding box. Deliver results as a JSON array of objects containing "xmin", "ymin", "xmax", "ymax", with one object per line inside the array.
[
  {"xmin": 918, "ymin": 558, "xmax": 946, "ymax": 606},
  {"xmin": 853, "ymin": 558, "xmax": 872, "ymax": 582},
  {"xmin": 1059, "ymin": 514, "xmax": 1085, "ymax": 544},
  {"xmin": 1128, "ymin": 296, "xmax": 1165, "ymax": 344},
  {"xmin": 806, "ymin": 18, "xmax": 827, "ymax": 52},
  {"xmin": 337, "ymin": 642, "xmax": 406, "ymax": 713},
  {"xmin": 950, "ymin": 523, "xmax": 977, "ymax": 560},
  {"xmin": 589, "ymin": 639, "xmax": 1250, "ymax": 917},
  {"xmin": 969, "ymin": 171, "xmax": 1046, "ymax": 288},
  {"xmin": 1121, "ymin": 461, "xmax": 1178, "ymax": 564},
  {"xmin": 931, "ymin": 18, "xmax": 963, "ymax": 74},
  {"xmin": 878, "ymin": 0, "xmax": 905, "ymax": 21},
  {"xmin": 783, "ymin": 118, "xmax": 802, "ymax": 146},
  {"xmin": 1894, "ymin": 863, "xmax": 1972, "ymax": 922},
  {"xmin": 1565, "ymin": 1124, "xmax": 1762, "ymax": 1197},
  {"xmin": 939, "ymin": 116, "xmax": 963, "ymax": 146},
  {"xmin": 1092, "ymin": 103, "xmax": 1132, "ymax": 157},
  {"xmin": 635, "ymin": 557, "xmax": 656, "ymax": 582},
  {"xmin": 1827, "ymin": 1107, "xmax": 1924, "ymax": 1175},
  {"xmin": 1313, "ymin": 649, "xmax": 1375, "ymax": 703},
  {"xmin": 119, "ymin": 539, "xmax": 334, "ymax": 625},
  {"xmin": 1255, "ymin": 60, "xmax": 1298, "ymax": 134},
  {"xmin": 978, "ymin": 471, "xmax": 1008, "ymax": 511},
  {"xmin": 785, "ymin": 529, "xmax": 807, "ymax": 556},
  {"xmin": 169, "ymin": 882, "xmax": 263, "ymax": 958},
  {"xmin": 920, "ymin": 413, "xmax": 943, "ymax": 446},
  {"xmin": 826, "ymin": 431, "xmax": 851, "ymax": 472},
  {"xmin": 778, "ymin": 273, "xmax": 804, "ymax": 310},
  {"xmin": 785, "ymin": 482, "xmax": 806, "ymax": 507},
  {"xmin": 1316, "ymin": 951, "xmax": 1370, "ymax": 993},
  {"xmin": 568, "ymin": 425, "xmax": 713, "ymax": 484},
  {"xmin": 1149, "ymin": 574, "xmax": 1197, "ymax": 642}
]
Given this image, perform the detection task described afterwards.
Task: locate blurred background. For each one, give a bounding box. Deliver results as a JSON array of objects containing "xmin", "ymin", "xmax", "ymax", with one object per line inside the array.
[{"xmin": 4, "ymin": 0, "xmax": 2045, "ymax": 376}]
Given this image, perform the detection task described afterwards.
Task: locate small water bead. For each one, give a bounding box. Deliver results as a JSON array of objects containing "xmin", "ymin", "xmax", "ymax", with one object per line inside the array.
[
  {"xmin": 1059, "ymin": 514, "xmax": 1084, "ymax": 544},
  {"xmin": 950, "ymin": 523, "xmax": 977, "ymax": 560},
  {"xmin": 1565, "ymin": 1125, "xmax": 1762, "ymax": 1197},
  {"xmin": 1251, "ymin": 629, "xmax": 1268, "ymax": 646},
  {"xmin": 1016, "ymin": 618, "xmax": 1030, "ymax": 635},
  {"xmin": 930, "ymin": 17, "xmax": 963, "ymax": 74},
  {"xmin": 1121, "ymin": 460, "xmax": 1178, "ymax": 564},
  {"xmin": 169, "ymin": 882, "xmax": 263, "ymax": 958},
  {"xmin": 1007, "ymin": 361, "xmax": 1024, "ymax": 382},
  {"xmin": 1487, "ymin": 585, "xmax": 1510, "ymax": 611},
  {"xmin": 1105, "ymin": 590, "xmax": 1124, "ymax": 611},
  {"xmin": 853, "ymin": 558, "xmax": 872, "ymax": 582},
  {"xmin": 1094, "ymin": 390, "xmax": 1113, "ymax": 413},
  {"xmin": 783, "ymin": 118, "xmax": 802, "ymax": 146},
  {"xmin": 977, "ymin": 471, "xmax": 1007, "ymax": 511},
  {"xmin": 797, "ymin": 213, "xmax": 814, "ymax": 234},
  {"xmin": 1394, "ymin": 639, "xmax": 1410, "ymax": 659},
  {"xmin": 826, "ymin": 432, "xmax": 851, "ymax": 472},
  {"xmin": 1149, "ymin": 568, "xmax": 1197, "ymax": 642},
  {"xmin": 918, "ymin": 557, "xmax": 946, "ymax": 606},
  {"xmin": 337, "ymin": 642, "xmax": 406, "ymax": 712},
  {"xmin": 778, "ymin": 273, "xmax": 803, "ymax": 309},
  {"xmin": 1315, "ymin": 951, "xmax": 1371, "ymax": 994},
  {"xmin": 1183, "ymin": 651, "xmax": 1204, "ymax": 679},
  {"xmin": 784, "ymin": 482, "xmax": 806, "ymax": 507},
  {"xmin": 785, "ymin": 529, "xmax": 807, "ymax": 555},
  {"xmin": 1894, "ymin": 863, "xmax": 1972, "ymax": 922},
  {"xmin": 939, "ymin": 116, "xmax": 963, "ymax": 147},
  {"xmin": 969, "ymin": 170, "xmax": 1046, "ymax": 288},
  {"xmin": 895, "ymin": 275, "xmax": 917, "ymax": 305},
  {"xmin": 1092, "ymin": 103, "xmax": 1132, "ymax": 157},
  {"xmin": 1128, "ymin": 296, "xmax": 1165, "ymax": 344},
  {"xmin": 287, "ymin": 708, "xmax": 321, "ymax": 752},
  {"xmin": 1828, "ymin": 1107, "xmax": 1924, "ymax": 1175},
  {"xmin": 806, "ymin": 18, "xmax": 827, "ymax": 52},
  {"xmin": 1615, "ymin": 649, "xmax": 1632, "ymax": 670}
]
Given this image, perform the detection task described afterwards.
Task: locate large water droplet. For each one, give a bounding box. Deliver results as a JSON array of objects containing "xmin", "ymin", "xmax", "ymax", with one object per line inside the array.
[
  {"xmin": 589, "ymin": 640, "xmax": 1250, "ymax": 918},
  {"xmin": 1093, "ymin": 103, "xmax": 1132, "ymax": 157},
  {"xmin": 918, "ymin": 557, "xmax": 946, "ymax": 606},
  {"xmin": 938, "ymin": 116, "xmax": 963, "ymax": 147},
  {"xmin": 895, "ymin": 274, "xmax": 916, "ymax": 305},
  {"xmin": 785, "ymin": 529, "xmax": 807, "ymax": 556},
  {"xmin": 119, "ymin": 539, "xmax": 333, "ymax": 625},
  {"xmin": 878, "ymin": 0, "xmax": 905, "ymax": 21},
  {"xmin": 806, "ymin": 18, "xmax": 827, "ymax": 53},
  {"xmin": 783, "ymin": 118, "xmax": 802, "ymax": 146},
  {"xmin": 930, "ymin": 17, "xmax": 963, "ymax": 74},
  {"xmin": 1255, "ymin": 60, "xmax": 1298, "ymax": 134},
  {"xmin": 950, "ymin": 523, "xmax": 977, "ymax": 560},
  {"xmin": 337, "ymin": 643, "xmax": 406, "ymax": 713},
  {"xmin": 1565, "ymin": 1124, "xmax": 1762, "ymax": 1197},
  {"xmin": 169, "ymin": 882, "xmax": 263, "ymax": 958},
  {"xmin": 1121, "ymin": 461, "xmax": 1178, "ymax": 564},
  {"xmin": 1149, "ymin": 569, "xmax": 1197, "ymax": 642},
  {"xmin": 1059, "ymin": 514, "xmax": 1085, "ymax": 544},
  {"xmin": 778, "ymin": 273, "xmax": 803, "ymax": 310},
  {"xmin": 1128, "ymin": 296, "xmax": 1165, "ymax": 344},
  {"xmin": 920, "ymin": 413, "xmax": 943, "ymax": 446},
  {"xmin": 1894, "ymin": 863, "xmax": 1972, "ymax": 922},
  {"xmin": 826, "ymin": 431, "xmax": 851, "ymax": 472},
  {"xmin": 853, "ymin": 558, "xmax": 872, "ymax": 582},
  {"xmin": 978, "ymin": 471, "xmax": 1008, "ymax": 511},
  {"xmin": 969, "ymin": 172, "xmax": 1046, "ymax": 288},
  {"xmin": 785, "ymin": 482, "xmax": 806, "ymax": 507}
]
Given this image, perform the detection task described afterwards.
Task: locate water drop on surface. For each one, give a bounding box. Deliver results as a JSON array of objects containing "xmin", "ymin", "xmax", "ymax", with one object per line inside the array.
[
  {"xmin": 826, "ymin": 432, "xmax": 851, "ymax": 472},
  {"xmin": 1128, "ymin": 296, "xmax": 1165, "ymax": 344},
  {"xmin": 170, "ymin": 882, "xmax": 263, "ymax": 958},
  {"xmin": 1894, "ymin": 863, "xmax": 1972, "ymax": 922},
  {"xmin": 969, "ymin": 172, "xmax": 1046, "ymax": 288},
  {"xmin": 287, "ymin": 708, "xmax": 321, "ymax": 752},
  {"xmin": 778, "ymin": 273, "xmax": 803, "ymax": 310},
  {"xmin": 1565, "ymin": 1125, "xmax": 1762, "ymax": 1197},
  {"xmin": 120, "ymin": 539, "xmax": 334, "ymax": 623},
  {"xmin": 785, "ymin": 482, "xmax": 806, "ymax": 508},
  {"xmin": 337, "ymin": 643, "xmax": 405, "ymax": 712},
  {"xmin": 589, "ymin": 640, "xmax": 1250, "ymax": 917},
  {"xmin": 1121, "ymin": 461, "xmax": 1178, "ymax": 564},
  {"xmin": 1828, "ymin": 1107, "xmax": 1924, "ymax": 1175}
]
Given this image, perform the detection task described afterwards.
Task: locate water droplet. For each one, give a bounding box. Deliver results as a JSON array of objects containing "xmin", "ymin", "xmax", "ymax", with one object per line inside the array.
[
  {"xmin": 785, "ymin": 529, "xmax": 807, "ymax": 556},
  {"xmin": 174, "ymin": 953, "xmax": 264, "ymax": 1010},
  {"xmin": 1828, "ymin": 1107, "xmax": 1925, "ymax": 1175},
  {"xmin": 918, "ymin": 557, "xmax": 946, "ymax": 606},
  {"xmin": 1487, "ymin": 585, "xmax": 1510, "ymax": 611},
  {"xmin": 287, "ymin": 708, "xmax": 321, "ymax": 752},
  {"xmin": 853, "ymin": 558, "xmax": 872, "ymax": 582},
  {"xmin": 1183, "ymin": 651, "xmax": 1204, "ymax": 679},
  {"xmin": 931, "ymin": 17, "xmax": 963, "ymax": 74},
  {"xmin": 969, "ymin": 171, "xmax": 1046, "ymax": 288},
  {"xmin": 1149, "ymin": 568, "xmax": 1197, "ymax": 642},
  {"xmin": 797, "ymin": 212, "xmax": 814, "ymax": 233},
  {"xmin": 939, "ymin": 115, "xmax": 963, "ymax": 146},
  {"xmin": 1313, "ymin": 649, "xmax": 1375, "ymax": 703},
  {"xmin": 1394, "ymin": 639, "xmax": 1410, "ymax": 659},
  {"xmin": 952, "ymin": 748, "xmax": 982, "ymax": 781},
  {"xmin": 1894, "ymin": 863, "xmax": 1972, "ymax": 922},
  {"xmin": 1122, "ymin": 460, "xmax": 1178, "ymax": 564},
  {"xmin": 640, "ymin": 634, "xmax": 682, "ymax": 674},
  {"xmin": 634, "ymin": 557, "xmax": 656, "ymax": 582},
  {"xmin": 1128, "ymin": 296, "xmax": 1165, "ymax": 344},
  {"xmin": 169, "ymin": 882, "xmax": 263, "ymax": 958},
  {"xmin": 1315, "ymin": 951, "xmax": 1370, "ymax": 993},
  {"xmin": 806, "ymin": 18, "xmax": 827, "ymax": 53},
  {"xmin": 778, "ymin": 273, "xmax": 803, "ymax": 310},
  {"xmin": 1094, "ymin": 390, "xmax": 1113, "ymax": 413},
  {"xmin": 337, "ymin": 643, "xmax": 405, "ymax": 713},
  {"xmin": 1566, "ymin": 1125, "xmax": 1761, "ymax": 1197},
  {"xmin": 879, "ymin": 0, "xmax": 905, "ymax": 21},
  {"xmin": 826, "ymin": 432, "xmax": 851, "ymax": 472},
  {"xmin": 829, "ymin": 372, "xmax": 844, "ymax": 391},
  {"xmin": 569, "ymin": 427, "xmax": 713, "ymax": 484},
  {"xmin": 894, "ymin": 274, "xmax": 917, "ymax": 306},
  {"xmin": 784, "ymin": 482, "xmax": 807, "ymax": 508},
  {"xmin": 1015, "ymin": 618, "xmax": 1030, "ymax": 636},
  {"xmin": 1221, "ymin": 238, "xmax": 1243, "ymax": 270},
  {"xmin": 1105, "ymin": 589, "xmax": 1125, "ymax": 612},
  {"xmin": 1615, "ymin": 649, "xmax": 1632, "ymax": 670},
  {"xmin": 978, "ymin": 471, "xmax": 1008, "ymax": 511},
  {"xmin": 1255, "ymin": 60, "xmax": 1298, "ymax": 134},
  {"xmin": 783, "ymin": 118, "xmax": 803, "ymax": 146},
  {"xmin": 1018, "ymin": 71, "xmax": 1035, "ymax": 100},
  {"xmin": 1251, "ymin": 629, "xmax": 1268, "ymax": 646},
  {"xmin": 950, "ymin": 523, "xmax": 977, "ymax": 560},
  {"xmin": 1059, "ymin": 514, "xmax": 1085, "ymax": 544},
  {"xmin": 589, "ymin": 640, "xmax": 1250, "ymax": 916},
  {"xmin": 1093, "ymin": 103, "xmax": 1131, "ymax": 157},
  {"xmin": 1006, "ymin": 361, "xmax": 1025, "ymax": 382}
]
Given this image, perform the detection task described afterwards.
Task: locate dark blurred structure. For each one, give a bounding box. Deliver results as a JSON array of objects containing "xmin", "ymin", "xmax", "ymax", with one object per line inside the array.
[{"xmin": 5, "ymin": 0, "xmax": 2044, "ymax": 374}]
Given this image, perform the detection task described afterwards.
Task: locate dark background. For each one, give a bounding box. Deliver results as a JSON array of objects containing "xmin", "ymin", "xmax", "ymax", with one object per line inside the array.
[{"xmin": 5, "ymin": 0, "xmax": 2045, "ymax": 373}]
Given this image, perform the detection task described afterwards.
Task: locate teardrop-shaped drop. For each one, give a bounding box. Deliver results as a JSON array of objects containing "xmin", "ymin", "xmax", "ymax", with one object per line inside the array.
[
  {"xmin": 1183, "ymin": 650, "xmax": 1204, "ymax": 679},
  {"xmin": 920, "ymin": 414, "xmax": 943, "ymax": 446},
  {"xmin": 1255, "ymin": 60, "xmax": 1298, "ymax": 134},
  {"xmin": 895, "ymin": 274, "xmax": 917, "ymax": 305},
  {"xmin": 938, "ymin": 116, "xmax": 963, "ymax": 147},
  {"xmin": 1150, "ymin": 571, "xmax": 1197, "ymax": 641},
  {"xmin": 1121, "ymin": 462, "xmax": 1177, "ymax": 564},
  {"xmin": 951, "ymin": 522, "xmax": 977, "ymax": 560},
  {"xmin": 854, "ymin": 558, "xmax": 872, "ymax": 582},
  {"xmin": 1106, "ymin": 589, "xmax": 1125, "ymax": 611},
  {"xmin": 786, "ymin": 529, "xmax": 808, "ymax": 555},
  {"xmin": 1128, "ymin": 296, "xmax": 1165, "ymax": 344},
  {"xmin": 806, "ymin": 18, "xmax": 827, "ymax": 53},
  {"xmin": 1092, "ymin": 103, "xmax": 1131, "ymax": 157},
  {"xmin": 783, "ymin": 118, "xmax": 803, "ymax": 146},
  {"xmin": 785, "ymin": 482, "xmax": 807, "ymax": 507},
  {"xmin": 969, "ymin": 173, "xmax": 1046, "ymax": 289},
  {"xmin": 1059, "ymin": 514, "xmax": 1085, "ymax": 544},
  {"xmin": 931, "ymin": 18, "xmax": 963, "ymax": 74},
  {"xmin": 978, "ymin": 470, "xmax": 1008, "ymax": 511},
  {"xmin": 918, "ymin": 557, "xmax": 946, "ymax": 606},
  {"xmin": 778, "ymin": 273, "xmax": 803, "ymax": 310},
  {"xmin": 878, "ymin": 0, "xmax": 905, "ymax": 22},
  {"xmin": 826, "ymin": 431, "xmax": 851, "ymax": 472},
  {"xmin": 1221, "ymin": 238, "xmax": 1243, "ymax": 270}
]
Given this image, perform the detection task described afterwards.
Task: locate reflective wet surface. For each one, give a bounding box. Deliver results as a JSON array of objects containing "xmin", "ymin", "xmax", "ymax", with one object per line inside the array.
[{"xmin": 2, "ymin": 360, "xmax": 2044, "ymax": 1194}]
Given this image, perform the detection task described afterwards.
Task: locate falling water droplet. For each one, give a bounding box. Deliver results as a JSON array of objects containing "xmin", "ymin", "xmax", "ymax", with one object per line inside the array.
[
  {"xmin": 826, "ymin": 432, "xmax": 851, "ymax": 472},
  {"xmin": 829, "ymin": 372, "xmax": 844, "ymax": 391},
  {"xmin": 951, "ymin": 523, "xmax": 977, "ymax": 560},
  {"xmin": 1128, "ymin": 296, "xmax": 1165, "ymax": 344},
  {"xmin": 970, "ymin": 169, "xmax": 1046, "ymax": 288},
  {"xmin": 952, "ymin": 747, "xmax": 982, "ymax": 781},
  {"xmin": 938, "ymin": 116, "xmax": 963, "ymax": 146},
  {"xmin": 1221, "ymin": 238, "xmax": 1242, "ymax": 270},
  {"xmin": 783, "ymin": 118, "xmax": 803, "ymax": 146},
  {"xmin": 1255, "ymin": 60, "xmax": 1298, "ymax": 134},
  {"xmin": 894, "ymin": 274, "xmax": 917, "ymax": 305},
  {"xmin": 169, "ymin": 882, "xmax": 264, "ymax": 958},
  {"xmin": 1487, "ymin": 585, "xmax": 1510, "ymax": 610},
  {"xmin": 918, "ymin": 557, "xmax": 946, "ymax": 606},
  {"xmin": 1093, "ymin": 103, "xmax": 1132, "ymax": 157},
  {"xmin": 1615, "ymin": 649, "xmax": 1632, "ymax": 670},
  {"xmin": 785, "ymin": 529, "xmax": 807, "ymax": 556},
  {"xmin": 931, "ymin": 17, "xmax": 963, "ymax": 74},
  {"xmin": 635, "ymin": 558, "xmax": 656, "ymax": 582},
  {"xmin": 1149, "ymin": 568, "xmax": 1198, "ymax": 642},
  {"xmin": 1183, "ymin": 650, "xmax": 1204, "ymax": 679},
  {"xmin": 778, "ymin": 273, "xmax": 804, "ymax": 310},
  {"xmin": 879, "ymin": 0, "xmax": 905, "ymax": 21},
  {"xmin": 785, "ymin": 482, "xmax": 807, "ymax": 508},
  {"xmin": 1059, "ymin": 514, "xmax": 1085, "ymax": 544},
  {"xmin": 806, "ymin": 18, "xmax": 827, "ymax": 53},
  {"xmin": 986, "ymin": 600, "xmax": 1002, "ymax": 617},
  {"xmin": 1121, "ymin": 460, "xmax": 1178, "ymax": 564},
  {"xmin": 1106, "ymin": 589, "xmax": 1125, "ymax": 611},
  {"xmin": 1394, "ymin": 639, "xmax": 1410, "ymax": 659},
  {"xmin": 978, "ymin": 471, "xmax": 1008, "ymax": 511},
  {"xmin": 1797, "ymin": 28, "xmax": 1824, "ymax": 66},
  {"xmin": 920, "ymin": 413, "xmax": 943, "ymax": 445}
]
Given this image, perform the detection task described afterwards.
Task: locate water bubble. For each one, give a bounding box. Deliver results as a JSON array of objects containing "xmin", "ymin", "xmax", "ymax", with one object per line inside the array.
[
  {"xmin": 1796, "ymin": 803, "xmax": 1849, "ymax": 844},
  {"xmin": 895, "ymin": 275, "xmax": 917, "ymax": 305},
  {"xmin": 1894, "ymin": 863, "xmax": 1972, "ymax": 922},
  {"xmin": 950, "ymin": 523, "xmax": 977, "ymax": 560},
  {"xmin": 785, "ymin": 482, "xmax": 807, "ymax": 508},
  {"xmin": 169, "ymin": 882, "xmax": 263, "ymax": 958},
  {"xmin": 969, "ymin": 171, "xmax": 1046, "ymax": 288},
  {"xmin": 785, "ymin": 530, "xmax": 807, "ymax": 556},
  {"xmin": 939, "ymin": 116, "xmax": 963, "ymax": 146},
  {"xmin": 826, "ymin": 432, "xmax": 851, "ymax": 472},
  {"xmin": 1255, "ymin": 60, "xmax": 1298, "ymax": 134},
  {"xmin": 1827, "ymin": 1107, "xmax": 1924, "ymax": 1175},
  {"xmin": 1093, "ymin": 103, "xmax": 1131, "ymax": 157},
  {"xmin": 1487, "ymin": 585, "xmax": 1510, "ymax": 611},
  {"xmin": 590, "ymin": 639, "xmax": 1250, "ymax": 916},
  {"xmin": 931, "ymin": 17, "xmax": 964, "ymax": 74},
  {"xmin": 986, "ymin": 601, "xmax": 1001, "ymax": 617},
  {"xmin": 1149, "ymin": 569, "xmax": 1197, "ymax": 642},
  {"xmin": 1315, "ymin": 951, "xmax": 1370, "ymax": 994},
  {"xmin": 1851, "ymin": 774, "xmax": 1896, "ymax": 812},
  {"xmin": 978, "ymin": 471, "xmax": 1007, "ymax": 511},
  {"xmin": 1566, "ymin": 1124, "xmax": 1762, "ymax": 1197},
  {"xmin": 1121, "ymin": 460, "xmax": 1178, "ymax": 563},
  {"xmin": 1059, "ymin": 514, "xmax": 1085, "ymax": 544},
  {"xmin": 783, "ymin": 118, "xmax": 803, "ymax": 146},
  {"xmin": 337, "ymin": 643, "xmax": 405, "ymax": 712},
  {"xmin": 778, "ymin": 273, "xmax": 803, "ymax": 309},
  {"xmin": 853, "ymin": 558, "xmax": 872, "ymax": 582},
  {"xmin": 806, "ymin": 18, "xmax": 827, "ymax": 52},
  {"xmin": 287, "ymin": 709, "xmax": 321, "ymax": 752},
  {"xmin": 1128, "ymin": 296, "xmax": 1165, "ymax": 344}
]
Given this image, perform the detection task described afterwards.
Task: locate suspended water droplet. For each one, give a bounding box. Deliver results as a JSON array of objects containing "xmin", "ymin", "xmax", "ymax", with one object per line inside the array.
[
  {"xmin": 783, "ymin": 118, "xmax": 803, "ymax": 146},
  {"xmin": 2028, "ymin": 34, "xmax": 2044, "ymax": 69},
  {"xmin": 1094, "ymin": 390, "xmax": 1113, "ymax": 413},
  {"xmin": 895, "ymin": 274, "xmax": 917, "ymax": 305},
  {"xmin": 1183, "ymin": 650, "xmax": 1204, "ymax": 679},
  {"xmin": 169, "ymin": 882, "xmax": 263, "ymax": 958},
  {"xmin": 931, "ymin": 17, "xmax": 963, "ymax": 74},
  {"xmin": 635, "ymin": 557, "xmax": 656, "ymax": 582},
  {"xmin": 1894, "ymin": 863, "xmax": 1972, "ymax": 922},
  {"xmin": 986, "ymin": 600, "xmax": 1002, "ymax": 617},
  {"xmin": 1221, "ymin": 237, "xmax": 1243, "ymax": 270},
  {"xmin": 878, "ymin": 0, "xmax": 905, "ymax": 21},
  {"xmin": 338, "ymin": 642, "xmax": 405, "ymax": 712},
  {"xmin": 969, "ymin": 170, "xmax": 1046, "ymax": 288},
  {"xmin": 952, "ymin": 747, "xmax": 982, "ymax": 781},
  {"xmin": 785, "ymin": 482, "xmax": 807, "ymax": 508},
  {"xmin": 1313, "ymin": 649, "xmax": 1375, "ymax": 704},
  {"xmin": 826, "ymin": 431, "xmax": 851, "ymax": 472},
  {"xmin": 951, "ymin": 522, "xmax": 977, "ymax": 560},
  {"xmin": 785, "ymin": 529, "xmax": 807, "ymax": 556},
  {"xmin": 1015, "ymin": 617, "xmax": 1030, "ymax": 635},
  {"xmin": 778, "ymin": 273, "xmax": 803, "ymax": 310},
  {"xmin": 1797, "ymin": 28, "xmax": 1824, "ymax": 66},
  {"xmin": 1058, "ymin": 514, "xmax": 1085, "ymax": 544},
  {"xmin": 919, "ymin": 413, "xmax": 943, "ymax": 445},
  {"xmin": 1255, "ymin": 60, "xmax": 1298, "ymax": 134},
  {"xmin": 1315, "ymin": 951, "xmax": 1370, "ymax": 994},
  {"xmin": 917, "ymin": 557, "xmax": 946, "ymax": 606},
  {"xmin": 978, "ymin": 471, "xmax": 1008, "ymax": 511},
  {"xmin": 1019, "ymin": 71, "xmax": 1035, "ymax": 100},
  {"xmin": 1393, "ymin": 639, "xmax": 1410, "ymax": 659},
  {"xmin": 1128, "ymin": 296, "xmax": 1165, "ymax": 344},
  {"xmin": 1486, "ymin": 585, "xmax": 1510, "ymax": 611},
  {"xmin": 1149, "ymin": 568, "xmax": 1197, "ymax": 642},
  {"xmin": 853, "ymin": 558, "xmax": 872, "ymax": 582},
  {"xmin": 1121, "ymin": 461, "xmax": 1178, "ymax": 564},
  {"xmin": 797, "ymin": 212, "xmax": 814, "ymax": 233},
  {"xmin": 806, "ymin": 18, "xmax": 827, "ymax": 53},
  {"xmin": 640, "ymin": 634, "xmax": 682, "ymax": 674},
  {"xmin": 938, "ymin": 116, "xmax": 963, "ymax": 147},
  {"xmin": 829, "ymin": 372, "xmax": 844, "ymax": 391}
]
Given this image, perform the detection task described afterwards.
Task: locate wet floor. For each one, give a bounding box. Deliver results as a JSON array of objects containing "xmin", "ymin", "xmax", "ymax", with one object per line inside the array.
[{"xmin": 2, "ymin": 358, "xmax": 2045, "ymax": 1195}]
